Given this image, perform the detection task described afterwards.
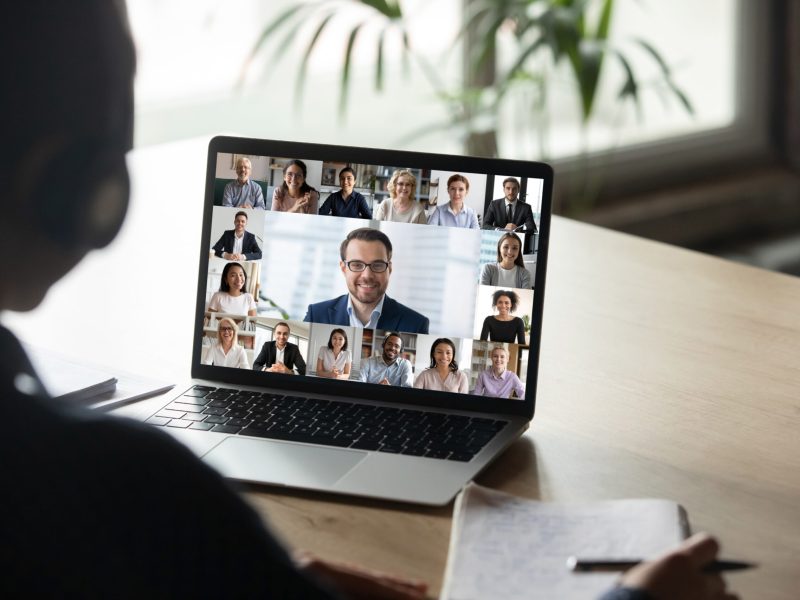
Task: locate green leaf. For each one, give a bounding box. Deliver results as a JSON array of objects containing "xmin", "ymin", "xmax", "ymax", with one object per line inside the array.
[
  {"xmin": 375, "ymin": 26, "xmax": 387, "ymax": 92},
  {"xmin": 633, "ymin": 37, "xmax": 694, "ymax": 115},
  {"xmin": 613, "ymin": 50, "xmax": 641, "ymax": 119},
  {"xmin": 295, "ymin": 11, "xmax": 336, "ymax": 102},
  {"xmin": 595, "ymin": 0, "xmax": 614, "ymax": 41},
  {"xmin": 358, "ymin": 0, "xmax": 403, "ymax": 19},
  {"xmin": 340, "ymin": 22, "xmax": 367, "ymax": 116}
]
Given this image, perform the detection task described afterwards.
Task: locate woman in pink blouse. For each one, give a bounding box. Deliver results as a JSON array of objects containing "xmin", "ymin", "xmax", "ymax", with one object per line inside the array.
[
  {"xmin": 270, "ymin": 159, "xmax": 319, "ymax": 214},
  {"xmin": 413, "ymin": 338, "xmax": 469, "ymax": 394}
]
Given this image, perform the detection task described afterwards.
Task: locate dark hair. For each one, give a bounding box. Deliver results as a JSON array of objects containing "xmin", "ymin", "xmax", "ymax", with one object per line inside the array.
[
  {"xmin": 492, "ymin": 289, "xmax": 519, "ymax": 312},
  {"xmin": 447, "ymin": 173, "xmax": 470, "ymax": 191},
  {"xmin": 382, "ymin": 332, "xmax": 404, "ymax": 351},
  {"xmin": 280, "ymin": 159, "xmax": 315, "ymax": 195},
  {"xmin": 339, "ymin": 227, "xmax": 393, "ymax": 261},
  {"xmin": 220, "ymin": 262, "xmax": 247, "ymax": 293},
  {"xmin": 327, "ymin": 328, "xmax": 349, "ymax": 351},
  {"xmin": 502, "ymin": 177, "xmax": 520, "ymax": 189},
  {"xmin": 274, "ymin": 321, "xmax": 290, "ymax": 333},
  {"xmin": 496, "ymin": 232, "xmax": 525, "ymax": 268},
  {"xmin": 339, "ymin": 167, "xmax": 355, "ymax": 179},
  {"xmin": 234, "ymin": 211, "xmax": 248, "ymax": 221},
  {"xmin": 429, "ymin": 338, "xmax": 458, "ymax": 372}
]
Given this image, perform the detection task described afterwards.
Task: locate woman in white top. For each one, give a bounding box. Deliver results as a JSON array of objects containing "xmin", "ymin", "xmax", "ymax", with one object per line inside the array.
[
  {"xmin": 316, "ymin": 328, "xmax": 352, "ymax": 380},
  {"xmin": 207, "ymin": 262, "xmax": 257, "ymax": 316},
  {"xmin": 413, "ymin": 338, "xmax": 469, "ymax": 394},
  {"xmin": 373, "ymin": 169, "xmax": 428, "ymax": 224},
  {"xmin": 203, "ymin": 317, "xmax": 250, "ymax": 368},
  {"xmin": 479, "ymin": 232, "xmax": 532, "ymax": 289}
]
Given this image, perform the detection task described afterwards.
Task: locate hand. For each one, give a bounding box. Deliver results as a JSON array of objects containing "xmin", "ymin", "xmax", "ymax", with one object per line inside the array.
[
  {"xmin": 618, "ymin": 533, "xmax": 739, "ymax": 600},
  {"xmin": 332, "ymin": 367, "xmax": 340, "ymax": 377},
  {"xmin": 267, "ymin": 362, "xmax": 290, "ymax": 374},
  {"xmin": 295, "ymin": 551, "xmax": 427, "ymax": 600},
  {"xmin": 243, "ymin": 203, "xmax": 253, "ymax": 209},
  {"xmin": 504, "ymin": 223, "xmax": 516, "ymax": 230},
  {"xmin": 379, "ymin": 378, "xmax": 390, "ymax": 385}
]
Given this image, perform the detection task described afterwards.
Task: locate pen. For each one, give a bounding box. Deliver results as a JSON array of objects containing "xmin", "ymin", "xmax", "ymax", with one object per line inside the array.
[{"xmin": 566, "ymin": 557, "xmax": 756, "ymax": 573}]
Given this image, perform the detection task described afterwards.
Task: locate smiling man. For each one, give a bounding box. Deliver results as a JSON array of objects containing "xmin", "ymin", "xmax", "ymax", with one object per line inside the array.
[
  {"xmin": 211, "ymin": 210, "xmax": 262, "ymax": 261},
  {"xmin": 252, "ymin": 321, "xmax": 306, "ymax": 375},
  {"xmin": 359, "ymin": 332, "xmax": 413, "ymax": 386},
  {"xmin": 304, "ymin": 228, "xmax": 429, "ymax": 333},
  {"xmin": 222, "ymin": 157, "xmax": 265, "ymax": 209},
  {"xmin": 482, "ymin": 176, "xmax": 537, "ymax": 233},
  {"xmin": 318, "ymin": 167, "xmax": 372, "ymax": 219}
]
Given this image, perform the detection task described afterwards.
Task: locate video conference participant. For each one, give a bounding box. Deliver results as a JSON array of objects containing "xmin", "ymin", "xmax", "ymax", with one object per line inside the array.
[
  {"xmin": 472, "ymin": 347, "xmax": 524, "ymax": 399},
  {"xmin": 207, "ymin": 262, "xmax": 257, "ymax": 316},
  {"xmin": 359, "ymin": 332, "xmax": 413, "ymax": 387},
  {"xmin": 304, "ymin": 228, "xmax": 430, "ymax": 333},
  {"xmin": 413, "ymin": 338, "xmax": 469, "ymax": 393},
  {"xmin": 315, "ymin": 328, "xmax": 352, "ymax": 380},
  {"xmin": 212, "ymin": 211, "xmax": 262, "ymax": 261},
  {"xmin": 426, "ymin": 174, "xmax": 479, "ymax": 229},
  {"xmin": 480, "ymin": 232, "xmax": 531, "ymax": 289},
  {"xmin": 318, "ymin": 167, "xmax": 371, "ymax": 219},
  {"xmin": 202, "ymin": 317, "xmax": 250, "ymax": 369},
  {"xmin": 479, "ymin": 290, "xmax": 526, "ymax": 344},
  {"xmin": 252, "ymin": 322, "xmax": 306, "ymax": 375},
  {"xmin": 271, "ymin": 159, "xmax": 320, "ymax": 214},
  {"xmin": 373, "ymin": 169, "xmax": 428, "ymax": 224},
  {"xmin": 482, "ymin": 177, "xmax": 537, "ymax": 233},
  {"xmin": 222, "ymin": 157, "xmax": 266, "ymax": 209}
]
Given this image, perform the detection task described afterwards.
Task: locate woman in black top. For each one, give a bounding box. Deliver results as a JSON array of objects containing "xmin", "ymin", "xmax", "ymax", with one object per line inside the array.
[{"xmin": 480, "ymin": 290, "xmax": 526, "ymax": 344}]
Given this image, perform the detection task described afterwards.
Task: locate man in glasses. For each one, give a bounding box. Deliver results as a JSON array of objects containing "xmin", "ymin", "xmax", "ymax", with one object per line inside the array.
[{"xmin": 304, "ymin": 228, "xmax": 429, "ymax": 333}]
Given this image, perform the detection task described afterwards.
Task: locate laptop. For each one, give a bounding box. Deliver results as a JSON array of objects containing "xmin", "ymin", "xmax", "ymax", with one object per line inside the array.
[{"xmin": 145, "ymin": 136, "xmax": 552, "ymax": 506}]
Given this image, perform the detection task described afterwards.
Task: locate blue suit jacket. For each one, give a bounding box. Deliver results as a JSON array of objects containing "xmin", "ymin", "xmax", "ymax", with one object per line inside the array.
[
  {"xmin": 212, "ymin": 230, "xmax": 262, "ymax": 261},
  {"xmin": 304, "ymin": 294, "xmax": 429, "ymax": 334}
]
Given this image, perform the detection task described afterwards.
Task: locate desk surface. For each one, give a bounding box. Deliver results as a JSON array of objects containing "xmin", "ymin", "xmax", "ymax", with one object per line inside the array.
[{"xmin": 5, "ymin": 140, "xmax": 800, "ymax": 599}]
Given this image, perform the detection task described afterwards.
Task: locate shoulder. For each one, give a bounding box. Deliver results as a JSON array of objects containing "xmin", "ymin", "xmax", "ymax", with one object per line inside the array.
[{"xmin": 384, "ymin": 296, "xmax": 427, "ymax": 322}]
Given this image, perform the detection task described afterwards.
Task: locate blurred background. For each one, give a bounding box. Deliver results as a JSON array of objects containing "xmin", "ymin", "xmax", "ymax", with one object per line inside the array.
[{"xmin": 128, "ymin": 0, "xmax": 800, "ymax": 274}]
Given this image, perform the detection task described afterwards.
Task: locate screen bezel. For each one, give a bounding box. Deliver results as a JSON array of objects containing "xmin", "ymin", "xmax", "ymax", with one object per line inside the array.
[{"xmin": 192, "ymin": 136, "xmax": 552, "ymax": 420}]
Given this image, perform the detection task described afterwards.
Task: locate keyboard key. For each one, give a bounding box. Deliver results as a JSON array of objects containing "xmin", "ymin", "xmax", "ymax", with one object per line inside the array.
[
  {"xmin": 167, "ymin": 419, "xmax": 193, "ymax": 429},
  {"xmin": 351, "ymin": 440, "xmax": 381, "ymax": 451},
  {"xmin": 181, "ymin": 413, "xmax": 207, "ymax": 422},
  {"xmin": 204, "ymin": 415, "xmax": 229, "ymax": 425},
  {"xmin": 156, "ymin": 409, "xmax": 185, "ymax": 420},
  {"xmin": 202, "ymin": 407, "xmax": 228, "ymax": 416},
  {"xmin": 227, "ymin": 418, "xmax": 253, "ymax": 428},
  {"xmin": 447, "ymin": 452, "xmax": 475, "ymax": 462},
  {"xmin": 189, "ymin": 422, "xmax": 215, "ymax": 431},
  {"xmin": 167, "ymin": 402, "xmax": 204, "ymax": 414},
  {"xmin": 425, "ymin": 449, "xmax": 450, "ymax": 459},
  {"xmin": 146, "ymin": 416, "xmax": 169, "ymax": 426},
  {"xmin": 176, "ymin": 396, "xmax": 211, "ymax": 406},
  {"xmin": 211, "ymin": 424, "xmax": 241, "ymax": 434}
]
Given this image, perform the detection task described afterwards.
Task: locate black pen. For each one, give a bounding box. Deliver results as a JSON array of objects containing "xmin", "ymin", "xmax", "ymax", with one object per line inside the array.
[{"xmin": 566, "ymin": 557, "xmax": 756, "ymax": 573}]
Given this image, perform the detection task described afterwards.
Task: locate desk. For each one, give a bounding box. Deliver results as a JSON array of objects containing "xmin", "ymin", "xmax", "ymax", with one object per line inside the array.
[{"xmin": 5, "ymin": 140, "xmax": 800, "ymax": 599}]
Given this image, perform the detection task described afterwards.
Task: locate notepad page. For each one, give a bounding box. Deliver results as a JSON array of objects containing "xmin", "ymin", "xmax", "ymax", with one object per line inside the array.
[{"xmin": 440, "ymin": 483, "xmax": 688, "ymax": 600}]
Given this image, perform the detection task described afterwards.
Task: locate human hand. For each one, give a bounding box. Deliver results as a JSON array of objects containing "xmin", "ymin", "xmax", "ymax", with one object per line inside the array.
[
  {"xmin": 295, "ymin": 551, "xmax": 427, "ymax": 600},
  {"xmin": 379, "ymin": 378, "xmax": 390, "ymax": 385},
  {"xmin": 504, "ymin": 223, "xmax": 516, "ymax": 230},
  {"xmin": 243, "ymin": 203, "xmax": 253, "ymax": 209},
  {"xmin": 268, "ymin": 362, "xmax": 290, "ymax": 374},
  {"xmin": 618, "ymin": 533, "xmax": 739, "ymax": 600}
]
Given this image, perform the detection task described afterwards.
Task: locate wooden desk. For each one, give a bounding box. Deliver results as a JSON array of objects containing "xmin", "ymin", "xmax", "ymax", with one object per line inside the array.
[{"xmin": 5, "ymin": 141, "xmax": 799, "ymax": 599}]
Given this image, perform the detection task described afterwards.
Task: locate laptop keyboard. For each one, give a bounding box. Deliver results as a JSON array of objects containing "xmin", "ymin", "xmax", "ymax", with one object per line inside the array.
[{"xmin": 147, "ymin": 385, "xmax": 509, "ymax": 462}]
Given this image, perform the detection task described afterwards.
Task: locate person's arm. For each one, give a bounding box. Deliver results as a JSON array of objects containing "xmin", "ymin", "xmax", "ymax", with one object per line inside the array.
[
  {"xmin": 523, "ymin": 204, "xmax": 537, "ymax": 233},
  {"xmin": 243, "ymin": 234, "xmax": 262, "ymax": 261},
  {"xmin": 482, "ymin": 202, "xmax": 496, "ymax": 229},
  {"xmin": 318, "ymin": 194, "xmax": 333, "ymax": 216},
  {"xmin": 510, "ymin": 373, "xmax": 525, "ymax": 399},
  {"xmin": 479, "ymin": 263, "xmax": 494, "ymax": 286},
  {"xmin": 358, "ymin": 194, "xmax": 372, "ymax": 219},
  {"xmin": 294, "ymin": 348, "xmax": 307, "ymax": 376},
  {"xmin": 222, "ymin": 183, "xmax": 234, "ymax": 207},
  {"xmin": 358, "ymin": 360, "xmax": 370, "ymax": 382},
  {"xmin": 472, "ymin": 372, "xmax": 485, "ymax": 395},
  {"xmin": 212, "ymin": 233, "xmax": 228, "ymax": 258},
  {"xmin": 316, "ymin": 355, "xmax": 328, "ymax": 377},
  {"xmin": 339, "ymin": 358, "xmax": 352, "ymax": 380},
  {"xmin": 516, "ymin": 318, "xmax": 526, "ymax": 345},
  {"xmin": 469, "ymin": 209, "xmax": 479, "ymax": 230},
  {"xmin": 480, "ymin": 316, "xmax": 490, "ymax": 341},
  {"xmin": 458, "ymin": 371, "xmax": 469, "ymax": 394},
  {"xmin": 599, "ymin": 533, "xmax": 736, "ymax": 600},
  {"xmin": 413, "ymin": 371, "xmax": 426, "ymax": 389},
  {"xmin": 308, "ymin": 190, "xmax": 320, "ymax": 214},
  {"xmin": 202, "ymin": 344, "xmax": 215, "ymax": 365},
  {"xmin": 401, "ymin": 361, "xmax": 413, "ymax": 387},
  {"xmin": 426, "ymin": 208, "xmax": 439, "ymax": 226},
  {"xmin": 519, "ymin": 266, "xmax": 532, "ymax": 289},
  {"xmin": 253, "ymin": 183, "xmax": 265, "ymax": 209},
  {"xmin": 270, "ymin": 187, "xmax": 283, "ymax": 212},
  {"xmin": 207, "ymin": 292, "xmax": 221, "ymax": 312},
  {"xmin": 253, "ymin": 344, "xmax": 267, "ymax": 371}
]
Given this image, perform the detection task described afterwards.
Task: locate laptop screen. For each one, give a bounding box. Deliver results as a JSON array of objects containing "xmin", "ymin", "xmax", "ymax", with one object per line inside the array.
[{"xmin": 194, "ymin": 137, "xmax": 551, "ymax": 416}]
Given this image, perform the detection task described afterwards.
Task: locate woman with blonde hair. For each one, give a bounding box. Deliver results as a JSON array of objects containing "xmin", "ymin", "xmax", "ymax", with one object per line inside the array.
[
  {"xmin": 203, "ymin": 317, "xmax": 250, "ymax": 368},
  {"xmin": 373, "ymin": 169, "xmax": 427, "ymax": 224}
]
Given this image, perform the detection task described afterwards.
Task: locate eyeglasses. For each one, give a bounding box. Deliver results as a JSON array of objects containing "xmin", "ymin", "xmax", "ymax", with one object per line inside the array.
[
  {"xmin": 344, "ymin": 260, "xmax": 390, "ymax": 273},
  {"xmin": 219, "ymin": 327, "xmax": 235, "ymax": 332},
  {"xmin": 285, "ymin": 172, "xmax": 304, "ymax": 180}
]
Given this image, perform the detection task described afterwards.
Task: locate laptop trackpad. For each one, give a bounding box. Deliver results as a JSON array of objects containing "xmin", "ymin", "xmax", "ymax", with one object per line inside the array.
[{"xmin": 203, "ymin": 437, "xmax": 367, "ymax": 488}]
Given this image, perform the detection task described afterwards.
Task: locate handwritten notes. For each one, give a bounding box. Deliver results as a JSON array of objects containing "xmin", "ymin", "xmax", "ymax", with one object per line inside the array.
[{"xmin": 440, "ymin": 483, "xmax": 688, "ymax": 600}]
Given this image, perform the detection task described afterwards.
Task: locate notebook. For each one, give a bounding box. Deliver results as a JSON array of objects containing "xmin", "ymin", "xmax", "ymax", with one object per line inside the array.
[
  {"xmin": 145, "ymin": 136, "xmax": 553, "ymax": 505},
  {"xmin": 440, "ymin": 483, "xmax": 689, "ymax": 599}
]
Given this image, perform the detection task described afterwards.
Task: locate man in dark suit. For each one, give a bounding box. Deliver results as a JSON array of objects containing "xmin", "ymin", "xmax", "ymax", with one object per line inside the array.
[
  {"xmin": 252, "ymin": 322, "xmax": 306, "ymax": 374},
  {"xmin": 212, "ymin": 210, "xmax": 262, "ymax": 261},
  {"xmin": 482, "ymin": 177, "xmax": 538, "ymax": 233},
  {"xmin": 304, "ymin": 228, "xmax": 429, "ymax": 333}
]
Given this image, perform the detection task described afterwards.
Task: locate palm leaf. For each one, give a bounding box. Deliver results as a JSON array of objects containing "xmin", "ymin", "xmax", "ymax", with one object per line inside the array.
[
  {"xmin": 295, "ymin": 11, "xmax": 337, "ymax": 102},
  {"xmin": 340, "ymin": 22, "xmax": 368, "ymax": 115}
]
